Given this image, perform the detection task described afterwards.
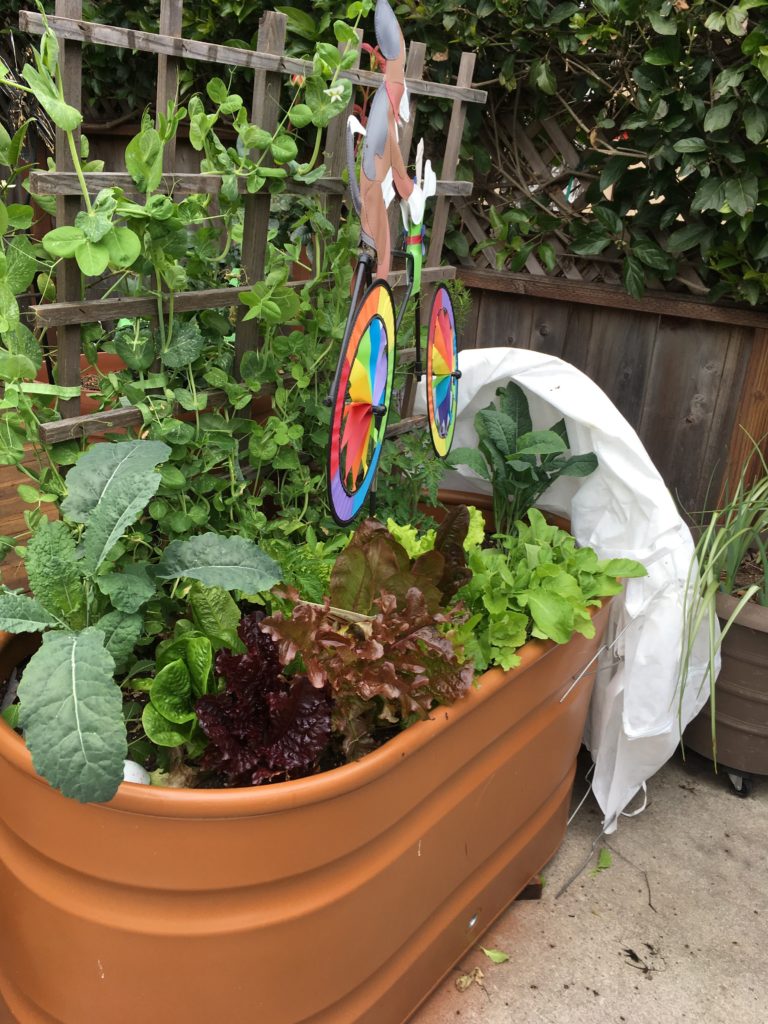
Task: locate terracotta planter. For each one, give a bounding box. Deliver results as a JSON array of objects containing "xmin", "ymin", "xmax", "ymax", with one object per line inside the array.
[
  {"xmin": 35, "ymin": 353, "xmax": 126, "ymax": 416},
  {"xmin": 0, "ymin": 603, "xmax": 610, "ymax": 1024},
  {"xmin": 684, "ymin": 592, "xmax": 768, "ymax": 775}
]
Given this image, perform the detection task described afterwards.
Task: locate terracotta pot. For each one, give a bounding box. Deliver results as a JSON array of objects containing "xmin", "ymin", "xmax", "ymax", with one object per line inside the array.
[
  {"xmin": 684, "ymin": 591, "xmax": 768, "ymax": 775},
  {"xmin": 0, "ymin": 599, "xmax": 610, "ymax": 1024},
  {"xmin": 35, "ymin": 353, "xmax": 126, "ymax": 416}
]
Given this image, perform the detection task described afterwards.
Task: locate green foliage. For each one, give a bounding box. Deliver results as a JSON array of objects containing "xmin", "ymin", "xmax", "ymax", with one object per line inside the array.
[
  {"xmin": 18, "ymin": 627, "xmax": 126, "ymax": 803},
  {"xmin": 678, "ymin": 443, "xmax": 768, "ymax": 761},
  {"xmin": 448, "ymin": 382, "xmax": 598, "ymax": 539},
  {"xmin": 455, "ymin": 508, "xmax": 646, "ymax": 672},
  {"xmin": 396, "ymin": 0, "xmax": 768, "ymax": 305},
  {"xmin": 156, "ymin": 533, "xmax": 282, "ymax": 592}
]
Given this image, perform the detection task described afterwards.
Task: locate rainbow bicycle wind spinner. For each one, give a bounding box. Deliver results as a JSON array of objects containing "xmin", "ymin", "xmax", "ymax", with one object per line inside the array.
[{"xmin": 326, "ymin": 0, "xmax": 460, "ymax": 525}]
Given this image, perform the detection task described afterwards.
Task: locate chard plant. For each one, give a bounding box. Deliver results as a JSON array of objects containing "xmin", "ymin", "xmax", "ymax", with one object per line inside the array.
[
  {"xmin": 447, "ymin": 381, "xmax": 598, "ymax": 540},
  {"xmin": 0, "ymin": 439, "xmax": 281, "ymax": 802}
]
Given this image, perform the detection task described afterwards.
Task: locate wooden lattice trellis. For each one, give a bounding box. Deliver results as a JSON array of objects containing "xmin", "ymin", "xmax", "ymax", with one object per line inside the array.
[
  {"xmin": 19, "ymin": 0, "xmax": 487, "ymax": 442},
  {"xmin": 457, "ymin": 95, "xmax": 708, "ymax": 296}
]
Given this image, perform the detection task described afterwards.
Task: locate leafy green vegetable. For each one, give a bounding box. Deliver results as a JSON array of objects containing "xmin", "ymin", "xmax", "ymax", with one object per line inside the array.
[
  {"xmin": 156, "ymin": 533, "xmax": 281, "ymax": 593},
  {"xmin": 448, "ymin": 382, "xmax": 597, "ymax": 540},
  {"xmin": 18, "ymin": 628, "xmax": 126, "ymax": 802},
  {"xmin": 456, "ymin": 509, "xmax": 646, "ymax": 672},
  {"xmin": 262, "ymin": 587, "xmax": 474, "ymax": 761}
]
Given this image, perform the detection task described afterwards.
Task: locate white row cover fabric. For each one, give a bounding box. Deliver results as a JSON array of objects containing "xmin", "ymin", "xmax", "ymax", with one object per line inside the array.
[{"xmin": 414, "ymin": 347, "xmax": 712, "ymax": 832}]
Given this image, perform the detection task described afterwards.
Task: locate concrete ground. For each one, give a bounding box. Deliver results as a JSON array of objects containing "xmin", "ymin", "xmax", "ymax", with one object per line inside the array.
[
  {"xmin": 412, "ymin": 747, "xmax": 768, "ymax": 1024},
  {"xmin": 1, "ymin": 749, "xmax": 765, "ymax": 1023}
]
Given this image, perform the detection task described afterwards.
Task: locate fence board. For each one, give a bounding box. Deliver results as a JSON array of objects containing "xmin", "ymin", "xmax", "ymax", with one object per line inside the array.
[
  {"xmin": 459, "ymin": 268, "xmax": 768, "ymax": 331},
  {"xmin": 460, "ymin": 279, "xmax": 766, "ymax": 515},
  {"xmin": 724, "ymin": 328, "xmax": 768, "ymax": 488}
]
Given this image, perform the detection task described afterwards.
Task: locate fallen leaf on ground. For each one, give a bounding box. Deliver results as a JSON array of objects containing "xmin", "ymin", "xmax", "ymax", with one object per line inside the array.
[
  {"xmin": 455, "ymin": 967, "xmax": 485, "ymax": 992},
  {"xmin": 481, "ymin": 947, "xmax": 510, "ymax": 964}
]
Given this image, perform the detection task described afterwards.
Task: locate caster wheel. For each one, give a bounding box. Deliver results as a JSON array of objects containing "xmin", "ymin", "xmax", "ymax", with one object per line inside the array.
[{"xmin": 727, "ymin": 771, "xmax": 753, "ymax": 798}]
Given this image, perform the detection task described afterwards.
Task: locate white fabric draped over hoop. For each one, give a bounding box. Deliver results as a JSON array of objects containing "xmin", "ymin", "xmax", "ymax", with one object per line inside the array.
[{"xmin": 415, "ymin": 347, "xmax": 713, "ymax": 833}]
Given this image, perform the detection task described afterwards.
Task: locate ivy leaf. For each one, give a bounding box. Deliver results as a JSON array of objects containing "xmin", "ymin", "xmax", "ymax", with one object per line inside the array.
[
  {"xmin": 24, "ymin": 518, "xmax": 85, "ymax": 627},
  {"xmin": 673, "ymin": 137, "xmax": 707, "ymax": 153},
  {"xmin": 724, "ymin": 175, "xmax": 758, "ymax": 217},
  {"xmin": 162, "ymin": 320, "xmax": 204, "ymax": 368},
  {"xmin": 631, "ymin": 238, "xmax": 672, "ymax": 270},
  {"xmin": 529, "ymin": 59, "xmax": 557, "ymax": 95},
  {"xmin": 666, "ymin": 222, "xmax": 712, "ymax": 253},
  {"xmin": 725, "ymin": 7, "xmax": 748, "ymax": 36},
  {"xmin": 17, "ymin": 628, "xmax": 126, "ymax": 802},
  {"xmin": 648, "ymin": 12, "xmax": 677, "ymax": 35},
  {"xmin": 0, "ymin": 588, "xmax": 59, "ymax": 632},
  {"xmin": 156, "ymin": 533, "xmax": 282, "ymax": 593}
]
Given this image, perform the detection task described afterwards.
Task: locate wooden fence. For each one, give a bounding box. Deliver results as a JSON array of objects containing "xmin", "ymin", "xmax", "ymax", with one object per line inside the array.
[{"xmin": 457, "ymin": 268, "xmax": 768, "ymax": 516}]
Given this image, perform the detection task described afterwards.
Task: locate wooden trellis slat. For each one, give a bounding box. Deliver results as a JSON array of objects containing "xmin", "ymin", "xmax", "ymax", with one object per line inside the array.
[
  {"xmin": 20, "ymin": 11, "xmax": 487, "ymax": 105},
  {"xmin": 28, "ymin": 171, "xmax": 473, "ymax": 199},
  {"xmin": 157, "ymin": 0, "xmax": 183, "ymax": 170},
  {"xmin": 426, "ymin": 51, "xmax": 477, "ymax": 269},
  {"xmin": 53, "ymin": 0, "xmax": 84, "ymax": 420},
  {"xmin": 324, "ymin": 28, "xmax": 362, "ymax": 234},
  {"xmin": 31, "ymin": 266, "xmax": 457, "ymax": 328},
  {"xmin": 234, "ymin": 10, "xmax": 287, "ymax": 371}
]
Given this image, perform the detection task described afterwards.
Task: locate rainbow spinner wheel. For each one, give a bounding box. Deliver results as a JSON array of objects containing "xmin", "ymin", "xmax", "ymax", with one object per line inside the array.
[
  {"xmin": 327, "ymin": 280, "xmax": 396, "ymax": 525},
  {"xmin": 426, "ymin": 285, "xmax": 459, "ymax": 458}
]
